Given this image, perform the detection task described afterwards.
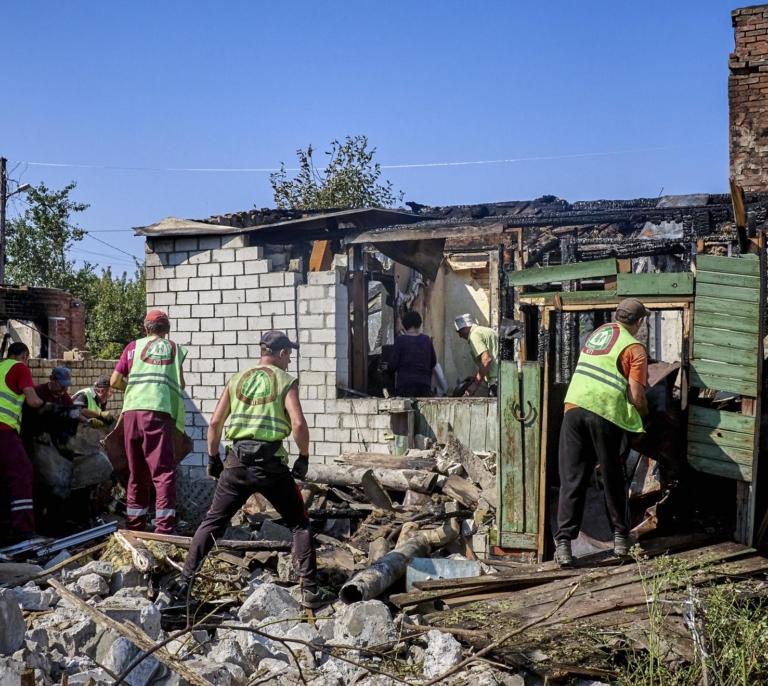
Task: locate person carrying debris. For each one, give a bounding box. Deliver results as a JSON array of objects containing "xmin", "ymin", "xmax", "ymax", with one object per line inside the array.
[
  {"xmin": 554, "ymin": 298, "xmax": 650, "ymax": 566},
  {"xmin": 454, "ymin": 313, "xmax": 499, "ymax": 397},
  {"xmin": 72, "ymin": 375, "xmax": 115, "ymax": 427},
  {"xmin": 174, "ymin": 330, "xmax": 331, "ymax": 608},
  {"xmin": 0, "ymin": 342, "xmax": 45, "ymax": 542},
  {"xmin": 110, "ymin": 310, "xmax": 186, "ymax": 534}
]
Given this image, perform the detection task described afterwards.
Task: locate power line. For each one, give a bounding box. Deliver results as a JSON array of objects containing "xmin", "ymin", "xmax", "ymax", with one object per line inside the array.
[
  {"xmin": 8, "ymin": 142, "xmax": 719, "ymax": 174},
  {"xmin": 83, "ymin": 231, "xmax": 142, "ymax": 259}
]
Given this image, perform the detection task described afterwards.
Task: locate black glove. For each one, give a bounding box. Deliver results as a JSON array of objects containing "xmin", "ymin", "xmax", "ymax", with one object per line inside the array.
[
  {"xmin": 207, "ymin": 454, "xmax": 224, "ymax": 481},
  {"xmin": 291, "ymin": 454, "xmax": 310, "ymax": 480}
]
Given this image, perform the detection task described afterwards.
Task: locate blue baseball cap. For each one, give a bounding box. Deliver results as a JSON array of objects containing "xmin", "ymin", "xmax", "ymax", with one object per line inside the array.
[{"xmin": 51, "ymin": 366, "xmax": 72, "ymax": 386}]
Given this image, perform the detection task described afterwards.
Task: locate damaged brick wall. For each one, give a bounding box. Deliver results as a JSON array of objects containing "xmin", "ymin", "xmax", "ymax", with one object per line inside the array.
[
  {"xmin": 0, "ymin": 286, "xmax": 86, "ymax": 356},
  {"xmin": 730, "ymin": 4, "xmax": 768, "ymax": 191}
]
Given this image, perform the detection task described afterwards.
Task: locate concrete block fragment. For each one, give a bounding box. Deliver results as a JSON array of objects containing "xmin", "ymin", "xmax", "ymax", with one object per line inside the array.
[
  {"xmin": 103, "ymin": 636, "xmax": 161, "ymax": 686},
  {"xmin": 199, "ymin": 236, "xmax": 222, "ymax": 250},
  {"xmin": 308, "ymin": 271, "xmax": 340, "ymax": 285},
  {"xmin": 236, "ymin": 246, "xmax": 264, "ymax": 261},
  {"xmin": 237, "ymin": 583, "xmax": 300, "ymax": 622},
  {"xmin": 66, "ymin": 560, "xmax": 114, "ymax": 581},
  {"xmin": 110, "ymin": 566, "xmax": 141, "ymax": 594},
  {"xmin": 96, "ymin": 592, "xmax": 162, "ymax": 640},
  {"xmin": 221, "ymin": 235, "xmax": 246, "ymax": 249},
  {"xmin": 333, "ymin": 600, "xmax": 396, "ymax": 648},
  {"xmin": 12, "ymin": 582, "xmax": 54, "ymax": 612},
  {"xmin": 243, "ymin": 259, "xmax": 271, "ymax": 275},
  {"xmin": 423, "ymin": 630, "xmax": 464, "ymax": 678},
  {"xmin": 76, "ymin": 573, "xmax": 110, "ymax": 597},
  {"xmin": 188, "ymin": 250, "xmax": 212, "ymax": 265}
]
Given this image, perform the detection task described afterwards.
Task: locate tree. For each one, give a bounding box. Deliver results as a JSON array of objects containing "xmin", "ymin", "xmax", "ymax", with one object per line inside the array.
[
  {"xmin": 5, "ymin": 181, "xmax": 94, "ymax": 292},
  {"xmin": 80, "ymin": 267, "xmax": 146, "ymax": 359},
  {"xmin": 270, "ymin": 135, "xmax": 404, "ymax": 210}
]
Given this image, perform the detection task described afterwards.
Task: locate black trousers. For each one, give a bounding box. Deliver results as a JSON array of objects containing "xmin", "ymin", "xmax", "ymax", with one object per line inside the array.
[
  {"xmin": 555, "ymin": 407, "xmax": 630, "ymax": 542},
  {"xmin": 182, "ymin": 464, "xmax": 317, "ymax": 584}
]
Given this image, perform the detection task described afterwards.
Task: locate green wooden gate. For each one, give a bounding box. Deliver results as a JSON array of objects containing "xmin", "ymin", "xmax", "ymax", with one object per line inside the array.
[
  {"xmin": 498, "ymin": 360, "xmax": 542, "ymax": 550},
  {"xmin": 688, "ymin": 254, "xmax": 761, "ymax": 482}
]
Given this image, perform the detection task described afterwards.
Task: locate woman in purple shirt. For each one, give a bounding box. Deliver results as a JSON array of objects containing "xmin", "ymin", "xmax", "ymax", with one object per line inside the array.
[{"xmin": 388, "ymin": 311, "xmax": 437, "ymax": 397}]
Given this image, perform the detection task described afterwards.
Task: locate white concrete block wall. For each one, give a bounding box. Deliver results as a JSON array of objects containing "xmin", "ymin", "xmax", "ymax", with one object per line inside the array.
[{"xmin": 145, "ymin": 234, "xmax": 300, "ymax": 468}]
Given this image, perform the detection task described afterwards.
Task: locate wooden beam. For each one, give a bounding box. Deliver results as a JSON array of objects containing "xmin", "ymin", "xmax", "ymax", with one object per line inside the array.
[
  {"xmin": 507, "ymin": 258, "xmax": 617, "ymax": 287},
  {"xmin": 616, "ymin": 272, "xmax": 694, "ymax": 296},
  {"xmin": 48, "ymin": 579, "xmax": 214, "ymax": 686},
  {"xmin": 309, "ymin": 240, "xmax": 333, "ymax": 272},
  {"xmin": 350, "ymin": 254, "xmax": 368, "ymax": 393}
]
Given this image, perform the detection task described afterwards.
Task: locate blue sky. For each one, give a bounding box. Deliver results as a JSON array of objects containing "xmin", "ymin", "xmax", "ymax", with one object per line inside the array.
[{"xmin": 2, "ymin": 1, "xmax": 739, "ymax": 272}]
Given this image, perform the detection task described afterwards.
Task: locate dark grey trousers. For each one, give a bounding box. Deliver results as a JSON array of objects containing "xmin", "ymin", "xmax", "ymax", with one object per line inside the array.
[
  {"xmin": 555, "ymin": 407, "xmax": 630, "ymax": 541},
  {"xmin": 182, "ymin": 463, "xmax": 316, "ymax": 584}
]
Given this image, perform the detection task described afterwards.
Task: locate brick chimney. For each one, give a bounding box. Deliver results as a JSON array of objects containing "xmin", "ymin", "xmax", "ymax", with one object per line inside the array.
[{"xmin": 730, "ymin": 4, "xmax": 768, "ymax": 190}]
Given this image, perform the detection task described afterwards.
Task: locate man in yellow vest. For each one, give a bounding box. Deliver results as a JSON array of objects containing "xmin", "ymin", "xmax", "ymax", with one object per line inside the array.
[
  {"xmin": 454, "ymin": 314, "xmax": 499, "ymax": 397},
  {"xmin": 72, "ymin": 376, "xmax": 115, "ymax": 427},
  {"xmin": 0, "ymin": 343, "xmax": 45, "ymax": 541},
  {"xmin": 554, "ymin": 298, "xmax": 650, "ymax": 566},
  {"xmin": 175, "ymin": 331, "xmax": 331, "ymax": 608},
  {"xmin": 110, "ymin": 310, "xmax": 186, "ymax": 534}
]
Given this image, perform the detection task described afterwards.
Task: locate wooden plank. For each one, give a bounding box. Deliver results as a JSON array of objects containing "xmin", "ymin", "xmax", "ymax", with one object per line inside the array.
[
  {"xmin": 308, "ymin": 239, "xmax": 333, "ymax": 271},
  {"xmin": 691, "ymin": 311, "xmax": 759, "ymax": 335},
  {"xmin": 469, "ymin": 401, "xmax": 487, "ymax": 452},
  {"xmin": 48, "ymin": 579, "xmax": 215, "ymax": 686},
  {"xmin": 350, "ymin": 268, "xmax": 368, "ymax": 393},
  {"xmin": 693, "ymin": 342, "xmax": 759, "ymax": 366},
  {"xmin": 507, "ymin": 258, "xmax": 616, "ymax": 287},
  {"xmin": 519, "ymin": 291, "xmax": 691, "ymax": 306},
  {"xmin": 693, "ymin": 326, "xmax": 759, "ymax": 353},
  {"xmin": 453, "ymin": 402, "xmax": 473, "ymax": 449},
  {"xmin": 690, "ymin": 370, "xmax": 757, "ymax": 397},
  {"xmin": 696, "ymin": 254, "xmax": 760, "ymax": 277},
  {"xmin": 695, "ymin": 270, "xmax": 761, "ymax": 290},
  {"xmin": 696, "ymin": 282, "xmax": 760, "ymax": 303},
  {"xmin": 499, "ymin": 361, "xmax": 524, "ymax": 533},
  {"xmin": 499, "ymin": 532, "xmax": 539, "ymax": 549},
  {"xmin": 522, "ymin": 362, "xmax": 541, "ymax": 535},
  {"xmin": 688, "ymin": 440, "xmax": 754, "ymax": 466},
  {"xmin": 689, "ymin": 406, "xmax": 756, "ymax": 434},
  {"xmin": 486, "ymin": 400, "xmax": 498, "ymax": 452},
  {"xmin": 688, "ymin": 455, "xmax": 752, "ymax": 481},
  {"xmin": 688, "ymin": 426, "xmax": 755, "ymax": 451},
  {"xmin": 694, "ymin": 295, "xmax": 762, "ymax": 318},
  {"xmin": 690, "ymin": 360, "xmax": 757, "ymax": 383},
  {"xmin": 616, "ymin": 272, "xmax": 694, "ymax": 296}
]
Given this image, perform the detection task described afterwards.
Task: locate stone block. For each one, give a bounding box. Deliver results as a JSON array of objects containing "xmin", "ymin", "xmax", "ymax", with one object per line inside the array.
[
  {"xmin": 214, "ymin": 303, "xmax": 238, "ymax": 318},
  {"xmin": 247, "ymin": 316, "xmax": 273, "ymax": 330},
  {"xmin": 283, "ymin": 271, "xmax": 302, "ymax": 285},
  {"xmin": 245, "ymin": 288, "xmax": 270, "ymax": 302},
  {"xmin": 201, "ymin": 318, "xmax": 224, "ymax": 331},
  {"xmin": 270, "ymin": 286, "xmax": 295, "ymax": 301},
  {"xmin": 175, "ymin": 237, "xmax": 198, "ymax": 252},
  {"xmin": 259, "ymin": 272, "xmax": 285, "ymax": 288},
  {"xmin": 188, "ymin": 250, "xmax": 212, "ymax": 265},
  {"xmin": 188, "ymin": 277, "xmax": 211, "ymax": 291},
  {"xmin": 309, "ymin": 328, "xmax": 336, "ymax": 343},
  {"xmin": 237, "ymin": 303, "xmax": 261, "ymax": 317},
  {"xmin": 298, "ymin": 314, "xmax": 324, "ymax": 329},
  {"xmin": 200, "ymin": 345, "xmax": 224, "ymax": 358},
  {"xmin": 224, "ymin": 317, "xmax": 248, "ymax": 331},
  {"xmin": 273, "ymin": 315, "xmax": 296, "ymax": 329},
  {"xmin": 308, "ymin": 270, "xmax": 340, "ymax": 285},
  {"xmin": 191, "ymin": 304, "xmax": 214, "ymax": 318},
  {"xmin": 315, "ymin": 442, "xmax": 341, "ymax": 456},
  {"xmin": 423, "ymin": 630, "xmax": 464, "ymax": 678},
  {"xmin": 214, "ymin": 330, "xmax": 237, "ymax": 345},
  {"xmin": 235, "ymin": 274, "xmax": 260, "ymax": 290},
  {"xmin": 243, "ymin": 259, "xmax": 270, "ymax": 275},
  {"xmin": 222, "ymin": 235, "xmax": 247, "ymax": 249},
  {"xmin": 167, "ymin": 251, "xmax": 189, "ymax": 267},
  {"xmin": 103, "ymin": 636, "xmax": 161, "ymax": 685},
  {"xmin": 199, "ymin": 290, "xmax": 223, "ymax": 304},
  {"xmin": 298, "ymin": 284, "xmax": 326, "ymax": 300},
  {"xmin": 215, "ymin": 359, "xmax": 239, "ymax": 373},
  {"xmin": 199, "ymin": 236, "xmax": 223, "ymax": 250},
  {"xmin": 260, "ymin": 301, "xmax": 285, "ymax": 316},
  {"xmin": 236, "ymin": 246, "xmax": 263, "ymax": 261},
  {"xmin": 176, "ymin": 291, "xmax": 199, "ymax": 305},
  {"xmin": 12, "ymin": 582, "xmax": 55, "ymax": 612},
  {"xmin": 310, "ymin": 358, "xmax": 336, "ymax": 372},
  {"xmin": 145, "ymin": 252, "xmax": 162, "ymax": 267},
  {"xmin": 197, "ymin": 262, "xmax": 221, "ymax": 277},
  {"xmin": 77, "ymin": 573, "xmax": 110, "ymax": 597},
  {"xmin": 66, "ymin": 560, "xmax": 114, "ymax": 581},
  {"xmin": 174, "ymin": 264, "xmax": 197, "ymax": 279},
  {"xmin": 333, "ymin": 600, "xmax": 395, "ymax": 648},
  {"xmin": 168, "ymin": 305, "xmax": 191, "ymax": 319},
  {"xmin": 222, "ymin": 289, "xmax": 246, "ymax": 303},
  {"xmin": 175, "ymin": 318, "xmax": 200, "ymax": 332},
  {"xmin": 211, "ymin": 248, "xmax": 236, "ymax": 263},
  {"xmin": 151, "ymin": 239, "xmax": 174, "ymax": 253},
  {"xmin": 309, "ymin": 298, "xmax": 335, "ymax": 314},
  {"xmin": 97, "ymin": 592, "xmax": 162, "ymax": 640},
  {"xmin": 212, "ymin": 275, "xmax": 235, "ymax": 290},
  {"xmin": 237, "ymin": 583, "xmax": 300, "ymax": 622}
]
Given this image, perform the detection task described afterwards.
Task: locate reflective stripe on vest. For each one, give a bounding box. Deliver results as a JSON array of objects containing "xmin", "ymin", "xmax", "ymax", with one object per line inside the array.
[
  {"xmin": 122, "ymin": 336, "xmax": 187, "ymax": 432},
  {"xmin": 75, "ymin": 387, "xmax": 100, "ymax": 413},
  {"xmin": 564, "ymin": 323, "xmax": 644, "ymax": 433},
  {"xmin": 225, "ymin": 365, "xmax": 296, "ymax": 459},
  {"xmin": 0, "ymin": 359, "xmax": 24, "ymax": 432}
]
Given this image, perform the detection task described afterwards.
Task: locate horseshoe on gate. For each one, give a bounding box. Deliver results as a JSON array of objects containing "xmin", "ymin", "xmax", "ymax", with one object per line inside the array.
[{"xmin": 513, "ymin": 401, "xmax": 534, "ymax": 423}]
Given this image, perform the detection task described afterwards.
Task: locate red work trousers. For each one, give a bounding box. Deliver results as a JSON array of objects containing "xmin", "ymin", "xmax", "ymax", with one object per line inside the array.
[
  {"xmin": 124, "ymin": 410, "xmax": 177, "ymax": 534},
  {"xmin": 0, "ymin": 430, "xmax": 35, "ymax": 535}
]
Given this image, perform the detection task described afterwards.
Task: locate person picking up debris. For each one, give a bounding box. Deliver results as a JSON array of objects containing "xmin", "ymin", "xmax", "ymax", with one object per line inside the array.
[
  {"xmin": 454, "ymin": 313, "xmax": 499, "ymax": 397},
  {"xmin": 72, "ymin": 375, "xmax": 115, "ymax": 427},
  {"xmin": 110, "ymin": 310, "xmax": 186, "ymax": 534},
  {"xmin": 0, "ymin": 342, "xmax": 45, "ymax": 542},
  {"xmin": 554, "ymin": 298, "xmax": 650, "ymax": 566},
  {"xmin": 34, "ymin": 366, "xmax": 74, "ymax": 406},
  {"xmin": 174, "ymin": 330, "xmax": 333, "ymax": 608}
]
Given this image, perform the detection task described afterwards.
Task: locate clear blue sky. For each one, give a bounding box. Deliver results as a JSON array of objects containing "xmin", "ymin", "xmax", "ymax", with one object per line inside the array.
[{"xmin": 2, "ymin": 1, "xmax": 740, "ymax": 272}]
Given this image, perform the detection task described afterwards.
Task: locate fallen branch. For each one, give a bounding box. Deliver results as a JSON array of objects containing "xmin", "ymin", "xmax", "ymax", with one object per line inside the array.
[{"xmin": 422, "ymin": 581, "xmax": 581, "ymax": 686}]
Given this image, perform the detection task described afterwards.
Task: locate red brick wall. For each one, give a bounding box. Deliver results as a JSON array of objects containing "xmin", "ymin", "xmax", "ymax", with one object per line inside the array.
[
  {"xmin": 730, "ymin": 4, "xmax": 768, "ymax": 191},
  {"xmin": 0, "ymin": 286, "xmax": 86, "ymax": 356}
]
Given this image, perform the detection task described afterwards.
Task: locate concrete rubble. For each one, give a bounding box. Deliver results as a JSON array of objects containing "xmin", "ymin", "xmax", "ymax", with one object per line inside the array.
[{"xmin": 0, "ymin": 437, "xmax": 538, "ymax": 685}]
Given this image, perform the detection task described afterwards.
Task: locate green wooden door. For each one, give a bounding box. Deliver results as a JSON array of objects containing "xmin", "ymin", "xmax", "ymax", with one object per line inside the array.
[
  {"xmin": 688, "ymin": 254, "xmax": 761, "ymax": 482},
  {"xmin": 498, "ymin": 360, "xmax": 541, "ymax": 549}
]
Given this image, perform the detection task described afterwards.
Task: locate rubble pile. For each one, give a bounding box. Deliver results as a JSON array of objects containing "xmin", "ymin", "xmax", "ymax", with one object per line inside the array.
[{"xmin": 0, "ymin": 435, "xmax": 564, "ymax": 686}]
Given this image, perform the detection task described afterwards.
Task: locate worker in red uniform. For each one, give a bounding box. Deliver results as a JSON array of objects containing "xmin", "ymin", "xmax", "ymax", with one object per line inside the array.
[
  {"xmin": 33, "ymin": 367, "xmax": 74, "ymax": 406},
  {"xmin": 111, "ymin": 310, "xmax": 186, "ymax": 534},
  {"xmin": 0, "ymin": 343, "xmax": 45, "ymax": 541}
]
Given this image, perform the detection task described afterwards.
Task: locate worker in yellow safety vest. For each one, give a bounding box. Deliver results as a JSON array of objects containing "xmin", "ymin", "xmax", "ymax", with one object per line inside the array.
[
  {"xmin": 554, "ymin": 298, "xmax": 650, "ymax": 566},
  {"xmin": 72, "ymin": 375, "xmax": 116, "ymax": 427}
]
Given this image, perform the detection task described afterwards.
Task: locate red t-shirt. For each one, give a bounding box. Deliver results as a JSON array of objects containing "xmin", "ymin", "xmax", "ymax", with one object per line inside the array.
[
  {"xmin": 34, "ymin": 382, "xmax": 73, "ymax": 406},
  {"xmin": 0, "ymin": 362, "xmax": 35, "ymax": 431},
  {"xmin": 115, "ymin": 341, "xmax": 138, "ymax": 376}
]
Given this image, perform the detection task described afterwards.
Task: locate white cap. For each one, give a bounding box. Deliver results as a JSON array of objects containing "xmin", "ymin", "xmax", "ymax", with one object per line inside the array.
[{"xmin": 454, "ymin": 313, "xmax": 475, "ymax": 330}]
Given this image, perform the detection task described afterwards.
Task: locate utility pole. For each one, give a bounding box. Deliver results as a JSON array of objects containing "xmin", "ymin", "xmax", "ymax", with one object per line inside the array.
[{"xmin": 0, "ymin": 156, "xmax": 6, "ymax": 284}]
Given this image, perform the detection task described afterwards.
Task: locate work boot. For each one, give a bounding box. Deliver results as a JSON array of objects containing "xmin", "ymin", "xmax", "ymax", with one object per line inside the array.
[
  {"xmin": 614, "ymin": 532, "xmax": 633, "ymax": 557},
  {"xmin": 554, "ymin": 539, "xmax": 573, "ymax": 567},
  {"xmin": 156, "ymin": 575, "xmax": 192, "ymax": 610},
  {"xmin": 301, "ymin": 584, "xmax": 337, "ymax": 609}
]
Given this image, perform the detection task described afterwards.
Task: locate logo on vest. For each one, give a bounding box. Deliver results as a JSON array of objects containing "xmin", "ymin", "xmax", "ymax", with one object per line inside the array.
[
  {"xmin": 235, "ymin": 367, "xmax": 278, "ymax": 407},
  {"xmin": 140, "ymin": 338, "xmax": 176, "ymax": 366},
  {"xmin": 582, "ymin": 324, "xmax": 620, "ymax": 356}
]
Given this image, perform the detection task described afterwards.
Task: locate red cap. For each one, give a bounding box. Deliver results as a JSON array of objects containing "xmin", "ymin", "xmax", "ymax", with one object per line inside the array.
[{"xmin": 145, "ymin": 309, "xmax": 170, "ymax": 323}]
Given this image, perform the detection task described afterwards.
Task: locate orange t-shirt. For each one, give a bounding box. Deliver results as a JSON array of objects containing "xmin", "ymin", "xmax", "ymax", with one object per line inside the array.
[{"xmin": 564, "ymin": 343, "xmax": 647, "ymax": 413}]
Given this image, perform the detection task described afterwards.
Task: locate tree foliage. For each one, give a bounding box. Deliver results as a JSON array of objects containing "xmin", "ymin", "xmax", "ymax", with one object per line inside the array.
[
  {"xmin": 270, "ymin": 135, "xmax": 404, "ymax": 210},
  {"xmin": 5, "ymin": 181, "xmax": 146, "ymax": 359}
]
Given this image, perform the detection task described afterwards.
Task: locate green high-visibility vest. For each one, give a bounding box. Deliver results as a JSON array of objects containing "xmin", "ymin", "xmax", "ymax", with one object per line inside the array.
[
  {"xmin": 122, "ymin": 336, "xmax": 187, "ymax": 432},
  {"xmin": 225, "ymin": 364, "xmax": 296, "ymax": 461},
  {"xmin": 0, "ymin": 359, "xmax": 25, "ymax": 432},
  {"xmin": 564, "ymin": 323, "xmax": 644, "ymax": 433},
  {"xmin": 75, "ymin": 387, "xmax": 100, "ymax": 413}
]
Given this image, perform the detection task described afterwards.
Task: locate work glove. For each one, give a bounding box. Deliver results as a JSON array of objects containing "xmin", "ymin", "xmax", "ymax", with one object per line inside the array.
[
  {"xmin": 89, "ymin": 418, "xmax": 105, "ymax": 428},
  {"xmin": 207, "ymin": 454, "xmax": 224, "ymax": 481},
  {"xmin": 39, "ymin": 402, "xmax": 55, "ymax": 414},
  {"xmin": 99, "ymin": 411, "xmax": 115, "ymax": 423},
  {"xmin": 291, "ymin": 454, "xmax": 310, "ymax": 480}
]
